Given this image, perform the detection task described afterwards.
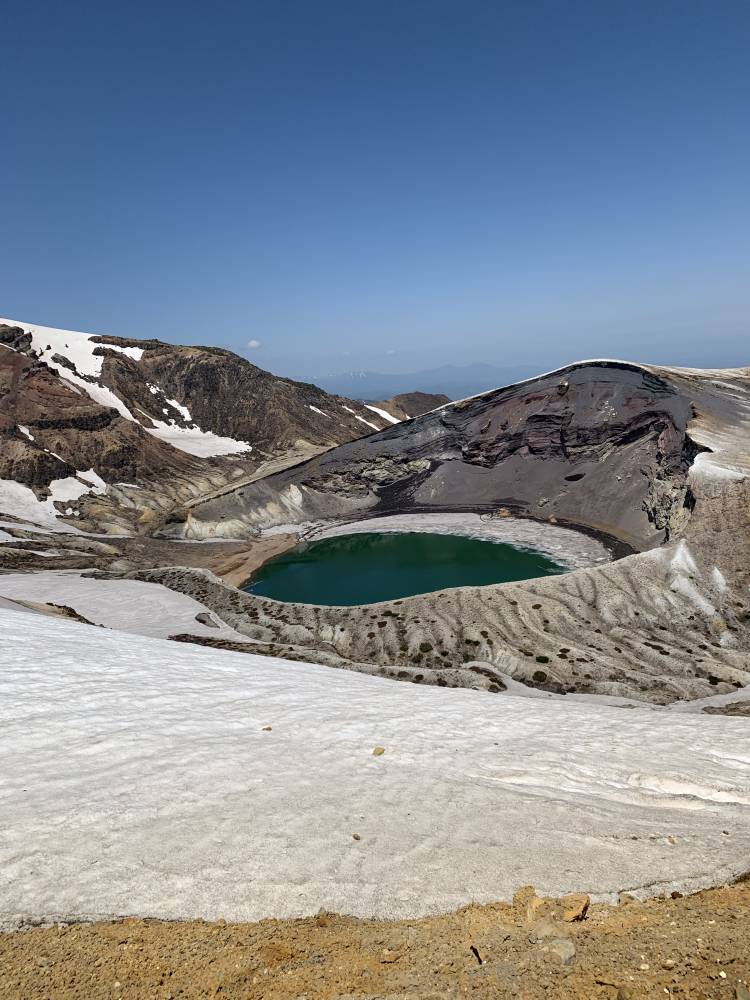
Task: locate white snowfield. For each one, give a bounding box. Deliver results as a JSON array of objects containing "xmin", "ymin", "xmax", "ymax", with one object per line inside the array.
[
  {"xmin": 144, "ymin": 419, "xmax": 252, "ymax": 457},
  {"xmin": 1, "ymin": 607, "xmax": 749, "ymax": 928},
  {"xmin": 0, "ymin": 317, "xmax": 253, "ymax": 459},
  {"xmin": 0, "ymin": 470, "xmax": 110, "ymax": 532}
]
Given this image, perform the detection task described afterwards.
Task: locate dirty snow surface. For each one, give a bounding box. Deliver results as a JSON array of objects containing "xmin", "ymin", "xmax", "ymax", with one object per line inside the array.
[
  {"xmin": 1, "ymin": 610, "xmax": 749, "ymax": 927},
  {"xmin": 0, "ymin": 572, "xmax": 250, "ymax": 642},
  {"xmin": 144, "ymin": 419, "xmax": 252, "ymax": 457}
]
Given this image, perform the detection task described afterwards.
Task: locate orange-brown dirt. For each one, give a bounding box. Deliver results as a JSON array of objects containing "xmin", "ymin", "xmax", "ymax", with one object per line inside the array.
[{"xmin": 2, "ymin": 881, "xmax": 749, "ymax": 999}]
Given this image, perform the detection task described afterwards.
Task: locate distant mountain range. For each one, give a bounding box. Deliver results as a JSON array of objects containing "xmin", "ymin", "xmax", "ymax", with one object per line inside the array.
[{"xmin": 307, "ymin": 363, "xmax": 539, "ymax": 402}]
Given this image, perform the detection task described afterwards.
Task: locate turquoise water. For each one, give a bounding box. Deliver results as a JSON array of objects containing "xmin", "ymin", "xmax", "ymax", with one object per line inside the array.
[{"xmin": 243, "ymin": 531, "xmax": 565, "ymax": 606}]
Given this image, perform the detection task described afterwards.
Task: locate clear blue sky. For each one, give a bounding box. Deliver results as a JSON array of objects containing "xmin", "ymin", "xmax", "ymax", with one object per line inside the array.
[{"xmin": 2, "ymin": 0, "xmax": 748, "ymax": 377}]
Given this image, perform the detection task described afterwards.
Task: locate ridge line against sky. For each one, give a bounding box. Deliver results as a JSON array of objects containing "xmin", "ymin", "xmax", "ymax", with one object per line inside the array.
[{"xmin": 2, "ymin": 0, "xmax": 749, "ymax": 377}]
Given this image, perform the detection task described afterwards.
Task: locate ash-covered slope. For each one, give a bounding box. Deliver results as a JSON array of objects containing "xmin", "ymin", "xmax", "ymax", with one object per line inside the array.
[
  {"xmin": 0, "ymin": 317, "xmax": 393, "ymax": 532},
  {"xmin": 176, "ymin": 361, "xmax": 702, "ymax": 550}
]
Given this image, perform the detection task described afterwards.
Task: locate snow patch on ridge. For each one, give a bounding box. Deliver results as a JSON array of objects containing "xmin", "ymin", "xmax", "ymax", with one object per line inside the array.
[
  {"xmin": 166, "ymin": 397, "xmax": 192, "ymax": 422},
  {"xmin": 40, "ymin": 469, "xmax": 107, "ymax": 521},
  {"xmin": 711, "ymin": 567, "xmax": 727, "ymax": 592},
  {"xmin": 691, "ymin": 451, "xmax": 746, "ymax": 481},
  {"xmin": 77, "ymin": 468, "xmax": 108, "ymax": 492},
  {"xmin": 0, "ymin": 480, "xmax": 82, "ymax": 532},
  {"xmin": 146, "ymin": 420, "xmax": 252, "ymax": 457},
  {"xmin": 365, "ymin": 404, "xmax": 400, "ymax": 425},
  {"xmin": 342, "ymin": 405, "xmax": 379, "ymax": 431},
  {"xmin": 0, "ymin": 467, "xmax": 107, "ymax": 532},
  {"xmin": 0, "ymin": 317, "xmax": 143, "ymax": 377}
]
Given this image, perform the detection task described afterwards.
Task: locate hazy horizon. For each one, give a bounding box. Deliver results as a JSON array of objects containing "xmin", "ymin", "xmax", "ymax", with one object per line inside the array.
[{"xmin": 3, "ymin": 1, "xmax": 749, "ymax": 377}]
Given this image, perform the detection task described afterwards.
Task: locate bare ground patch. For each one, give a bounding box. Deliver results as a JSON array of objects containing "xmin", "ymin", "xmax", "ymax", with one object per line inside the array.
[{"xmin": 2, "ymin": 882, "xmax": 749, "ymax": 999}]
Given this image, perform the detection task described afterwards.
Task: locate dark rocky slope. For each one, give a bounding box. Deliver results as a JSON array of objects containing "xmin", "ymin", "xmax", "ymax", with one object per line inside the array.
[
  {"xmin": 0, "ymin": 343, "xmax": 203, "ymax": 489},
  {"xmin": 175, "ymin": 362, "xmax": 701, "ymax": 550},
  {"xmin": 93, "ymin": 334, "xmax": 387, "ymax": 454}
]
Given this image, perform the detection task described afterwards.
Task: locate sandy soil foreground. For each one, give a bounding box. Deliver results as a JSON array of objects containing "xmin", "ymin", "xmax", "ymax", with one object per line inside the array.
[{"xmin": 2, "ymin": 882, "xmax": 749, "ymax": 1000}]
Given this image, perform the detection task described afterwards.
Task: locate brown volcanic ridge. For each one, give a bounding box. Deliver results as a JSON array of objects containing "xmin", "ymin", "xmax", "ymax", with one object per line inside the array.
[
  {"xmin": 369, "ymin": 390, "xmax": 451, "ymax": 419},
  {"xmin": 0, "ymin": 317, "xmax": 399, "ymax": 536}
]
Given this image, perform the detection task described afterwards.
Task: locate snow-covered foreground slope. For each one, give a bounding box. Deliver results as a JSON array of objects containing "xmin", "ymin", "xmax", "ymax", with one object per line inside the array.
[{"xmin": 1, "ymin": 610, "xmax": 749, "ymax": 927}]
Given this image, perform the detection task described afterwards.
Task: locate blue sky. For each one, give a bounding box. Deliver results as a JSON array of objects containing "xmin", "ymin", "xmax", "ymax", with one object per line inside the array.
[{"xmin": 2, "ymin": 0, "xmax": 748, "ymax": 377}]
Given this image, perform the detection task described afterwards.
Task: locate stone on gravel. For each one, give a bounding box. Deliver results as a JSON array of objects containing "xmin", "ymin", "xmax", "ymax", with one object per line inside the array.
[
  {"xmin": 528, "ymin": 919, "xmax": 569, "ymax": 943},
  {"xmin": 547, "ymin": 937, "xmax": 576, "ymax": 965},
  {"xmin": 561, "ymin": 892, "xmax": 590, "ymax": 922}
]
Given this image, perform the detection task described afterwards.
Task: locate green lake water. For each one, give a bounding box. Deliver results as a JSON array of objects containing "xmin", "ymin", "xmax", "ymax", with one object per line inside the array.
[{"xmin": 243, "ymin": 531, "xmax": 566, "ymax": 606}]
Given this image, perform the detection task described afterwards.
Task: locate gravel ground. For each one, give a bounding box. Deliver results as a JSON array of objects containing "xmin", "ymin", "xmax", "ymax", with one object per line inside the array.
[{"xmin": 2, "ymin": 881, "xmax": 749, "ymax": 999}]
